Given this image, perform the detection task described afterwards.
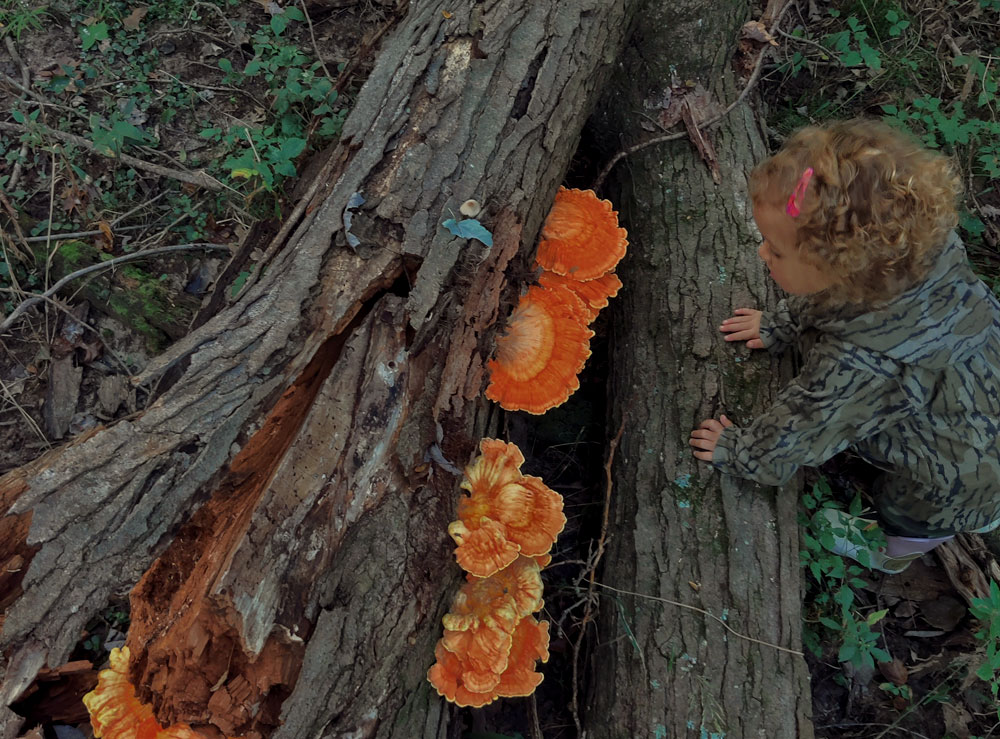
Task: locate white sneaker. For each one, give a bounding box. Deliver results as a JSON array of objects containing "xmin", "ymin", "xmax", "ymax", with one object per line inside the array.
[{"xmin": 814, "ymin": 508, "xmax": 917, "ymax": 575}]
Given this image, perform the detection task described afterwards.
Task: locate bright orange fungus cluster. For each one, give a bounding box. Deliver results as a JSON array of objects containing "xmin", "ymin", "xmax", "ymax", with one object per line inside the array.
[
  {"xmin": 486, "ymin": 187, "xmax": 627, "ymax": 414},
  {"xmin": 427, "ymin": 439, "xmax": 566, "ymax": 707},
  {"xmin": 83, "ymin": 647, "xmax": 209, "ymax": 739}
]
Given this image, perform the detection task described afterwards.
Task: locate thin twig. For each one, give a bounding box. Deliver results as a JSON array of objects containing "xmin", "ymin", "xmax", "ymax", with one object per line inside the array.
[
  {"xmin": 0, "ymin": 190, "xmax": 30, "ymax": 262},
  {"xmin": 43, "ymin": 152, "xmax": 59, "ymax": 343},
  {"xmin": 0, "ymin": 373, "xmax": 50, "ymax": 448},
  {"xmin": 593, "ymin": 581, "xmax": 805, "ymax": 657},
  {"xmin": 299, "ymin": 0, "xmax": 335, "ymax": 82},
  {"xmin": 775, "ymin": 27, "xmax": 838, "ymax": 58},
  {"xmin": 570, "ymin": 419, "xmax": 625, "ymax": 737},
  {"xmin": 191, "ymin": 1, "xmax": 238, "ymax": 40},
  {"xmin": 21, "ymin": 225, "xmax": 148, "ymax": 244},
  {"xmin": 816, "ymin": 723, "xmax": 931, "ymax": 739},
  {"xmin": 0, "ymin": 121, "xmax": 225, "ymax": 192},
  {"xmin": 0, "ymin": 243, "xmax": 232, "ymax": 334},
  {"xmin": 592, "ymin": 0, "xmax": 796, "ymax": 190},
  {"xmin": 5, "ymin": 36, "xmax": 32, "ymax": 192},
  {"xmin": 529, "ymin": 693, "xmax": 543, "ymax": 739}
]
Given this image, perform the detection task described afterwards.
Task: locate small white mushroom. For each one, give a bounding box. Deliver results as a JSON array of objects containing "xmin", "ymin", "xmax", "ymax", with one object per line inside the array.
[{"xmin": 460, "ymin": 199, "xmax": 482, "ymax": 217}]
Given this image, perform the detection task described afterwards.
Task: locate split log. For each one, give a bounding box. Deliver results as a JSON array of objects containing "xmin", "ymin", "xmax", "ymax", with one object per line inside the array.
[
  {"xmin": 0, "ymin": 0, "xmax": 639, "ymax": 735},
  {"xmin": 585, "ymin": 2, "xmax": 814, "ymax": 737}
]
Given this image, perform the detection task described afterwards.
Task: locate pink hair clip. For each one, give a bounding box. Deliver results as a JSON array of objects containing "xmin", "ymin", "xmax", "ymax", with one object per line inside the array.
[{"xmin": 785, "ymin": 167, "xmax": 814, "ymax": 218}]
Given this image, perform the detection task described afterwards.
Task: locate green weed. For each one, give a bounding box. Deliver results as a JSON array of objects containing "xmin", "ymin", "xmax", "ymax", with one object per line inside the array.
[
  {"xmin": 970, "ymin": 580, "xmax": 1000, "ymax": 719},
  {"xmin": 0, "ymin": 1, "xmax": 49, "ymax": 40},
  {"xmin": 800, "ymin": 478, "xmax": 892, "ymax": 670}
]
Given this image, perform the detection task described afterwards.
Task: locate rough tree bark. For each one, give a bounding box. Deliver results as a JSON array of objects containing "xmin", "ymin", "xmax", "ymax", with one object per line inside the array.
[
  {"xmin": 585, "ymin": 2, "xmax": 815, "ymax": 737},
  {"xmin": 0, "ymin": 0, "xmax": 638, "ymax": 735}
]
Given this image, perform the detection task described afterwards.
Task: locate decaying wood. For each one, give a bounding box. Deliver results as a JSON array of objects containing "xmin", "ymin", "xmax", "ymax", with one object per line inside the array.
[
  {"xmin": 0, "ymin": 0, "xmax": 637, "ymax": 736},
  {"xmin": 938, "ymin": 535, "xmax": 992, "ymax": 607},
  {"xmin": 585, "ymin": 1, "xmax": 814, "ymax": 737}
]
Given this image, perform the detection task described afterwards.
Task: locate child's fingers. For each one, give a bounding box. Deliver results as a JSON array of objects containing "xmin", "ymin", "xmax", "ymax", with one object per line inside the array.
[
  {"xmin": 688, "ymin": 435, "xmax": 715, "ymax": 452},
  {"xmin": 719, "ymin": 320, "xmax": 753, "ymax": 334},
  {"xmin": 722, "ymin": 329, "xmax": 754, "ymax": 342},
  {"xmin": 692, "ymin": 449, "xmax": 714, "ymax": 462},
  {"xmin": 747, "ymin": 338, "xmax": 764, "ymax": 350}
]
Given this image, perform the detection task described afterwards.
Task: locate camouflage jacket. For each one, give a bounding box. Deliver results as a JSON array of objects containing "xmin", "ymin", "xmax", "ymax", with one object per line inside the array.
[{"xmin": 713, "ymin": 232, "xmax": 1000, "ymax": 537}]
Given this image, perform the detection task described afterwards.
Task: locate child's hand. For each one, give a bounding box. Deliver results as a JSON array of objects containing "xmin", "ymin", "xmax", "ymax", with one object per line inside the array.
[
  {"xmin": 720, "ymin": 308, "xmax": 763, "ymax": 349},
  {"xmin": 689, "ymin": 415, "xmax": 734, "ymax": 461}
]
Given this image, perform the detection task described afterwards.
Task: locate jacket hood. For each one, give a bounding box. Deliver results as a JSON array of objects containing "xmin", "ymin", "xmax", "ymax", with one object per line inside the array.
[{"xmin": 812, "ymin": 233, "xmax": 1000, "ymax": 369}]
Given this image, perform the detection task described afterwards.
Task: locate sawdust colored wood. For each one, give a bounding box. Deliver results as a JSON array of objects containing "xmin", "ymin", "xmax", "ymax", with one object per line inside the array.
[
  {"xmin": 0, "ymin": 0, "xmax": 639, "ymax": 736},
  {"xmin": 584, "ymin": 2, "xmax": 814, "ymax": 737}
]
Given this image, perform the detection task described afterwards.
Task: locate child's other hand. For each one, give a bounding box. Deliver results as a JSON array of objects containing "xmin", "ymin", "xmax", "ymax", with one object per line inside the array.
[
  {"xmin": 720, "ymin": 308, "xmax": 763, "ymax": 349},
  {"xmin": 689, "ymin": 415, "xmax": 734, "ymax": 461}
]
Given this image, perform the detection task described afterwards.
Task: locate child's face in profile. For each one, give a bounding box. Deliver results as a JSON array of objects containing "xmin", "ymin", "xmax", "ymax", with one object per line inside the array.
[{"xmin": 752, "ymin": 200, "xmax": 836, "ymax": 296}]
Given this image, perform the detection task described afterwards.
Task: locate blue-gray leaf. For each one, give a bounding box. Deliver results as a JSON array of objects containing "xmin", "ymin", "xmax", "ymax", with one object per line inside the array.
[{"xmin": 442, "ymin": 218, "xmax": 493, "ymax": 247}]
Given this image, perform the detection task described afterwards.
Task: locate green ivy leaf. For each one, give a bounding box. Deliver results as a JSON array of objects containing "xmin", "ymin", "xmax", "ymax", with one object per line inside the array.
[{"xmin": 80, "ymin": 22, "xmax": 109, "ymax": 51}]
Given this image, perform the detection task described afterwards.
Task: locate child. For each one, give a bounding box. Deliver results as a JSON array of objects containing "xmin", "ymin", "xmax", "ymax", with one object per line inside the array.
[{"xmin": 689, "ymin": 119, "xmax": 1000, "ymax": 574}]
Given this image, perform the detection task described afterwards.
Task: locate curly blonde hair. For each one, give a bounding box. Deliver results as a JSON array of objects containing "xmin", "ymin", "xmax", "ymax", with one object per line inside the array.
[{"xmin": 749, "ymin": 119, "xmax": 962, "ymax": 306}]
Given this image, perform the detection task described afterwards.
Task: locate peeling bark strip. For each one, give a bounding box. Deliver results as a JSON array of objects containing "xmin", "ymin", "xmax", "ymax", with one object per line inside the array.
[
  {"xmin": 586, "ymin": 2, "xmax": 814, "ymax": 738},
  {"xmin": 0, "ymin": 0, "xmax": 638, "ymax": 736}
]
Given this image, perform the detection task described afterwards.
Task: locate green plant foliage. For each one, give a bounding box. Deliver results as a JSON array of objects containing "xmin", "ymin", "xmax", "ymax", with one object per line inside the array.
[
  {"xmin": 0, "ymin": 1, "xmax": 49, "ymax": 40},
  {"xmin": 970, "ymin": 580, "xmax": 1000, "ymax": 718},
  {"xmin": 201, "ymin": 20, "xmax": 347, "ymax": 193},
  {"xmin": 800, "ymin": 478, "xmax": 892, "ymax": 670},
  {"xmin": 79, "ymin": 21, "xmax": 109, "ymax": 51},
  {"xmin": 826, "ymin": 16, "xmax": 882, "ymax": 71}
]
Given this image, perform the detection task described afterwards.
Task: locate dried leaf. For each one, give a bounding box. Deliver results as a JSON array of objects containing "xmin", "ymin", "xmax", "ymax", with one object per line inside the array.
[
  {"xmin": 657, "ymin": 83, "xmax": 722, "ymax": 131},
  {"xmin": 253, "ymin": 0, "xmax": 282, "ymax": 15},
  {"xmin": 121, "ymin": 7, "xmax": 147, "ymax": 31},
  {"xmin": 680, "ymin": 99, "xmax": 721, "ymax": 185},
  {"xmin": 877, "ymin": 559, "xmax": 953, "ymax": 601},
  {"xmin": 60, "ymin": 184, "xmax": 87, "ymax": 216},
  {"xmin": 97, "ymin": 220, "xmax": 114, "ymax": 251},
  {"xmin": 741, "ymin": 20, "xmax": 778, "ymax": 46},
  {"xmin": 920, "ymin": 594, "xmax": 967, "ymax": 631},
  {"xmin": 442, "ymin": 10, "xmax": 453, "ymax": 18},
  {"xmin": 877, "ymin": 657, "xmax": 908, "ymax": 686},
  {"xmin": 893, "ymin": 600, "xmax": 917, "ymax": 618},
  {"xmin": 942, "ymin": 702, "xmax": 972, "ymax": 739}
]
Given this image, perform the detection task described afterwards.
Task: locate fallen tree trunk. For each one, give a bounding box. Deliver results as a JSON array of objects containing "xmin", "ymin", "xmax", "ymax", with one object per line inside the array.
[
  {"xmin": 585, "ymin": 2, "xmax": 815, "ymax": 737},
  {"xmin": 0, "ymin": 0, "xmax": 638, "ymax": 735}
]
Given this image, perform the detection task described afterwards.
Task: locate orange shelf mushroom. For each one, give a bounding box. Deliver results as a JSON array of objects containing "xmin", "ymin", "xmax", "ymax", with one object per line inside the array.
[
  {"xmin": 535, "ymin": 187, "xmax": 628, "ymax": 281},
  {"xmin": 83, "ymin": 647, "xmax": 207, "ymax": 739},
  {"xmin": 537, "ymin": 269, "xmax": 623, "ymax": 323},
  {"xmin": 496, "ymin": 616, "xmax": 550, "ymax": 698},
  {"xmin": 427, "ymin": 638, "xmax": 498, "ymax": 708},
  {"xmin": 428, "ymin": 557, "xmax": 549, "ymax": 708},
  {"xmin": 448, "ymin": 439, "xmax": 566, "ymax": 577},
  {"xmin": 428, "ymin": 438, "xmax": 559, "ymax": 709},
  {"xmin": 485, "ymin": 285, "xmax": 594, "ymax": 415}
]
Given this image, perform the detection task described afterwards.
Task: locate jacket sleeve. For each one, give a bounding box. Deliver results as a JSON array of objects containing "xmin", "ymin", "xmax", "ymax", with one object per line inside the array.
[
  {"xmin": 760, "ymin": 297, "xmax": 806, "ymax": 355},
  {"xmin": 712, "ymin": 342, "xmax": 914, "ymax": 486}
]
